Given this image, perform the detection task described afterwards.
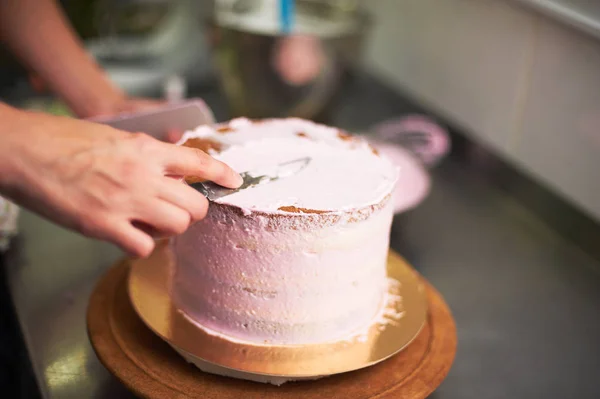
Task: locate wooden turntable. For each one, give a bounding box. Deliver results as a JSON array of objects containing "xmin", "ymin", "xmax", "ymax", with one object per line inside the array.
[{"xmin": 87, "ymin": 251, "xmax": 456, "ymax": 398}]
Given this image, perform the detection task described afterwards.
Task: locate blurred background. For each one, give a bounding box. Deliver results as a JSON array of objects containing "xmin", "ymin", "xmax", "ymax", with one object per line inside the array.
[
  {"xmin": 3, "ymin": 2, "xmax": 600, "ymax": 398},
  {"xmin": 0, "ymin": 0, "xmax": 598, "ymax": 224}
]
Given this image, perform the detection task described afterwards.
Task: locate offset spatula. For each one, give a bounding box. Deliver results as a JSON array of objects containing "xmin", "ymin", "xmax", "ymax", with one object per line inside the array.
[
  {"xmin": 88, "ymin": 99, "xmax": 215, "ymax": 141},
  {"xmin": 191, "ymin": 157, "xmax": 311, "ymax": 201}
]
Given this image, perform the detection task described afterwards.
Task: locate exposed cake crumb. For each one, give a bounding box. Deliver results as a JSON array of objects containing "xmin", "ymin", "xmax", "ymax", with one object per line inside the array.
[
  {"xmin": 369, "ymin": 145, "xmax": 380, "ymax": 156},
  {"xmin": 217, "ymin": 126, "xmax": 234, "ymax": 133},
  {"xmin": 183, "ymin": 137, "xmax": 224, "ymax": 153},
  {"xmin": 278, "ymin": 206, "xmax": 328, "ymax": 214},
  {"xmin": 337, "ymin": 131, "xmax": 354, "ymax": 141}
]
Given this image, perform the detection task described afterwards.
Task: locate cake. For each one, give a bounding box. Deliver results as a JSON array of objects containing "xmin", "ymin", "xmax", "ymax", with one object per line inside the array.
[{"xmin": 171, "ymin": 118, "xmax": 398, "ymax": 345}]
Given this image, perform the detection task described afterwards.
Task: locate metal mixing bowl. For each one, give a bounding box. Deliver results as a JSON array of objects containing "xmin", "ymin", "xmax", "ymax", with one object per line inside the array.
[{"xmin": 206, "ymin": 0, "xmax": 370, "ymax": 120}]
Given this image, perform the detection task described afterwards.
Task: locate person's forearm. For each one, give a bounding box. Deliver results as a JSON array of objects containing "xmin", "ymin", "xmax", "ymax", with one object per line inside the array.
[{"xmin": 0, "ymin": 0, "xmax": 125, "ymax": 117}]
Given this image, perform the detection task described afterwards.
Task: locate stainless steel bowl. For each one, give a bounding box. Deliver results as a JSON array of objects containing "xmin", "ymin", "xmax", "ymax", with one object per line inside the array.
[{"xmin": 207, "ymin": 0, "xmax": 371, "ymax": 120}]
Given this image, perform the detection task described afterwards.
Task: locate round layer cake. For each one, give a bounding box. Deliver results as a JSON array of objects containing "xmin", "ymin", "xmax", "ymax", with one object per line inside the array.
[{"xmin": 171, "ymin": 118, "xmax": 398, "ymax": 345}]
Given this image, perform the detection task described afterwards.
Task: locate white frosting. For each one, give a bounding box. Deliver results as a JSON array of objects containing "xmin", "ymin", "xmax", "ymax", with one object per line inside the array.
[
  {"xmin": 172, "ymin": 118, "xmax": 397, "ymax": 345},
  {"xmin": 177, "ymin": 118, "xmax": 398, "ymax": 213}
]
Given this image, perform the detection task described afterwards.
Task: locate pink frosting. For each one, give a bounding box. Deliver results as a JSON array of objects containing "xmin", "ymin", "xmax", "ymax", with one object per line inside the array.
[
  {"xmin": 177, "ymin": 118, "xmax": 398, "ymax": 212},
  {"xmin": 172, "ymin": 118, "xmax": 397, "ymax": 345}
]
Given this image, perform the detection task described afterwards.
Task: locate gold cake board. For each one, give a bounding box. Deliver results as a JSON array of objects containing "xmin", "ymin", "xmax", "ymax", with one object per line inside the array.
[{"xmin": 87, "ymin": 249, "xmax": 457, "ymax": 398}]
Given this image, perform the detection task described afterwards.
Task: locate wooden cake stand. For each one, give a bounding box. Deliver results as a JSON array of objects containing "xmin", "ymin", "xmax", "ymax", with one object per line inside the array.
[{"xmin": 87, "ymin": 253, "xmax": 457, "ymax": 398}]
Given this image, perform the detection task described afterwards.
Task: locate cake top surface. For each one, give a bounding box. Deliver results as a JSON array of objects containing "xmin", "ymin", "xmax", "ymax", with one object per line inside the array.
[{"xmin": 178, "ymin": 118, "xmax": 398, "ymax": 213}]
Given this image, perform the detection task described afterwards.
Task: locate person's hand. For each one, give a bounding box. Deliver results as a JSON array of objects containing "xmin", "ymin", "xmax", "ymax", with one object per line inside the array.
[
  {"xmin": 27, "ymin": 72, "xmax": 168, "ymax": 119},
  {"xmin": 0, "ymin": 105, "xmax": 242, "ymax": 257}
]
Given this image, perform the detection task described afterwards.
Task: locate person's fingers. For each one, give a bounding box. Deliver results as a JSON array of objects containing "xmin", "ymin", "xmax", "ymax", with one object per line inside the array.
[
  {"xmin": 107, "ymin": 221, "xmax": 156, "ymax": 258},
  {"xmin": 158, "ymin": 144, "xmax": 243, "ymax": 189},
  {"xmin": 133, "ymin": 198, "xmax": 191, "ymax": 236},
  {"xmin": 157, "ymin": 177, "xmax": 209, "ymax": 222}
]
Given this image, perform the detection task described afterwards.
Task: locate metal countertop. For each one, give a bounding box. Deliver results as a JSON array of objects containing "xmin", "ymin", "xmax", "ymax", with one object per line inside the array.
[{"xmin": 4, "ymin": 74, "xmax": 600, "ymax": 398}]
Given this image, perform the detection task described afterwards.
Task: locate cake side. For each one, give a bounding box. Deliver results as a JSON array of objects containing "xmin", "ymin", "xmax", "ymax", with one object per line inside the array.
[{"xmin": 172, "ymin": 197, "xmax": 394, "ymax": 344}]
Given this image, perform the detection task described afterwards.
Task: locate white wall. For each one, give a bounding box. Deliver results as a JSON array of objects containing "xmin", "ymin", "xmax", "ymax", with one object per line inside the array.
[{"xmin": 364, "ymin": 0, "xmax": 600, "ymax": 222}]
